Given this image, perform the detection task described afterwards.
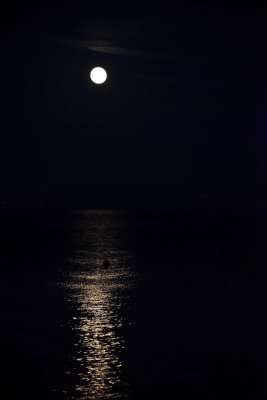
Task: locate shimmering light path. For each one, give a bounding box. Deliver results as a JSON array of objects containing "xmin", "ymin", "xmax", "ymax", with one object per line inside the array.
[{"xmin": 63, "ymin": 266, "xmax": 133, "ymax": 399}]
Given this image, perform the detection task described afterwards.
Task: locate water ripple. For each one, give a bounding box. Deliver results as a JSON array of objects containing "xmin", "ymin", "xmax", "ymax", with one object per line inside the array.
[{"xmin": 62, "ymin": 264, "xmax": 134, "ymax": 399}]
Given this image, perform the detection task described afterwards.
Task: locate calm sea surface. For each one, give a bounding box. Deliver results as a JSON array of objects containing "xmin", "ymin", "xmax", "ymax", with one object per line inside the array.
[{"xmin": 0, "ymin": 210, "xmax": 267, "ymax": 399}]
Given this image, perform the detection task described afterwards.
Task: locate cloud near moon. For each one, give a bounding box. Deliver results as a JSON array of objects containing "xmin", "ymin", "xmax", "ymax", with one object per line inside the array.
[{"xmin": 61, "ymin": 39, "xmax": 179, "ymax": 60}]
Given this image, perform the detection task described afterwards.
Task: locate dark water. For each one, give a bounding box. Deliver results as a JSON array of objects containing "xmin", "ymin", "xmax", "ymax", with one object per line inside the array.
[{"xmin": 1, "ymin": 210, "xmax": 267, "ymax": 399}]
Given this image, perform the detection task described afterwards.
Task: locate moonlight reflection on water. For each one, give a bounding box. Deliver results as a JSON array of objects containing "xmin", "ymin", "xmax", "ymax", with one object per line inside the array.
[
  {"xmin": 63, "ymin": 264, "xmax": 134, "ymax": 400},
  {"xmin": 1, "ymin": 211, "xmax": 261, "ymax": 400}
]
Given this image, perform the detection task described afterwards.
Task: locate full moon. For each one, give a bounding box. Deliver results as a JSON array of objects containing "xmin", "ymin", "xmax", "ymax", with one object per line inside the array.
[{"xmin": 90, "ymin": 67, "xmax": 107, "ymax": 84}]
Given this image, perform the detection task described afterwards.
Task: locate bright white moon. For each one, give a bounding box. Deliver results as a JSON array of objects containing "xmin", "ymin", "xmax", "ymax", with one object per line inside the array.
[{"xmin": 90, "ymin": 67, "xmax": 107, "ymax": 84}]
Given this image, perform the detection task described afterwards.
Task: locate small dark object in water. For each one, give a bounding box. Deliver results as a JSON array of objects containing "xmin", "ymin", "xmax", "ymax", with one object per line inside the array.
[{"xmin": 103, "ymin": 259, "xmax": 110, "ymax": 268}]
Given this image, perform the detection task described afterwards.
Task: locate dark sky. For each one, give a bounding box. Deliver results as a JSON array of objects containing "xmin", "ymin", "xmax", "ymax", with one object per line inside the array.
[{"xmin": 1, "ymin": 0, "xmax": 267, "ymax": 211}]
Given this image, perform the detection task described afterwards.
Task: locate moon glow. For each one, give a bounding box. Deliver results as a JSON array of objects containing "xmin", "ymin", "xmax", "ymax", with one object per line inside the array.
[{"xmin": 90, "ymin": 67, "xmax": 107, "ymax": 84}]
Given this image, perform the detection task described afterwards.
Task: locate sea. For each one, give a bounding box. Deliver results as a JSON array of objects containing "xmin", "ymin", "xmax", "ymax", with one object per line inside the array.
[{"xmin": 0, "ymin": 210, "xmax": 266, "ymax": 399}]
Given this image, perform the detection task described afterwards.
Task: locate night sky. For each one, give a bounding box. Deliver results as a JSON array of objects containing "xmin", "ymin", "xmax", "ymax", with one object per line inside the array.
[{"xmin": 1, "ymin": 0, "xmax": 267, "ymax": 211}]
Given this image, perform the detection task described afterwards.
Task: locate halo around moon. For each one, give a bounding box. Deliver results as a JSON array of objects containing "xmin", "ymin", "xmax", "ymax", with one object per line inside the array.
[{"xmin": 90, "ymin": 67, "xmax": 107, "ymax": 84}]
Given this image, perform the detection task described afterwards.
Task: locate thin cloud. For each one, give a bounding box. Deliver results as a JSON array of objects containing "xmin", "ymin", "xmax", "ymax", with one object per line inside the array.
[
  {"xmin": 87, "ymin": 42, "xmax": 178, "ymax": 60},
  {"xmin": 60, "ymin": 39, "xmax": 179, "ymax": 60}
]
